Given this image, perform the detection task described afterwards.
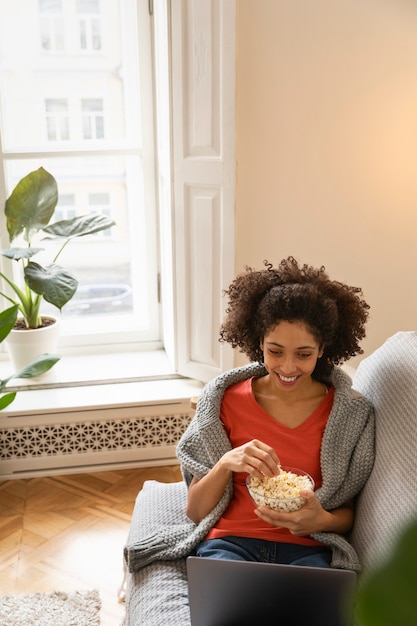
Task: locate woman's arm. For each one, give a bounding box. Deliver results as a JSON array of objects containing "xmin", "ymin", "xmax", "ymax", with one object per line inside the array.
[
  {"xmin": 254, "ymin": 493, "xmax": 355, "ymax": 536},
  {"xmin": 186, "ymin": 461, "xmax": 232, "ymax": 523},
  {"xmin": 186, "ymin": 439, "xmax": 280, "ymax": 523}
]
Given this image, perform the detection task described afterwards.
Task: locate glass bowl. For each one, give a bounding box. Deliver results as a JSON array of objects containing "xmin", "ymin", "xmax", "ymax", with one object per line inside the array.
[{"xmin": 246, "ymin": 466, "xmax": 314, "ymax": 512}]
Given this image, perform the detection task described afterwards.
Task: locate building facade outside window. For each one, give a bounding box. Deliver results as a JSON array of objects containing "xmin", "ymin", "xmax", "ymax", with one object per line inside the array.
[
  {"xmin": 82, "ymin": 99, "xmax": 104, "ymax": 140},
  {"xmin": 0, "ymin": 0, "xmax": 160, "ymax": 351},
  {"xmin": 45, "ymin": 99, "xmax": 70, "ymax": 141},
  {"xmin": 39, "ymin": 0, "xmax": 102, "ymax": 53},
  {"xmin": 0, "ymin": 0, "xmax": 236, "ymax": 383}
]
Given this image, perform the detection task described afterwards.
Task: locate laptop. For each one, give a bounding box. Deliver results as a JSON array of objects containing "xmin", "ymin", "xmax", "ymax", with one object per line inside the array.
[{"xmin": 187, "ymin": 556, "xmax": 357, "ymax": 626}]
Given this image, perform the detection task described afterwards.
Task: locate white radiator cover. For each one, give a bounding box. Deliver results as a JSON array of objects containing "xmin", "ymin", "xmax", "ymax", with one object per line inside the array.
[{"xmin": 0, "ymin": 400, "xmax": 194, "ymax": 479}]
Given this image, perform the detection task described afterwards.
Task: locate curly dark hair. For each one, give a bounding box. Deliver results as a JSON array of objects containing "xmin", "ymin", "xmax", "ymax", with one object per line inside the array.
[{"xmin": 219, "ymin": 257, "xmax": 370, "ymax": 381}]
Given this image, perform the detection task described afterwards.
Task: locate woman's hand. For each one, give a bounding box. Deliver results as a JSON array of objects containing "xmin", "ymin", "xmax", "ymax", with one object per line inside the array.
[
  {"xmin": 223, "ymin": 439, "xmax": 280, "ymax": 478},
  {"xmin": 254, "ymin": 492, "xmax": 354, "ymax": 536},
  {"xmin": 186, "ymin": 439, "xmax": 279, "ymax": 524}
]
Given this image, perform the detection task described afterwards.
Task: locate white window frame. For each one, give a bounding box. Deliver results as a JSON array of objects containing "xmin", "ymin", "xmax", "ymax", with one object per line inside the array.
[
  {"xmin": 45, "ymin": 98, "xmax": 70, "ymax": 141},
  {"xmin": 161, "ymin": 0, "xmax": 236, "ymax": 381},
  {"xmin": 0, "ymin": 0, "xmax": 236, "ymax": 385},
  {"xmin": 81, "ymin": 98, "xmax": 105, "ymax": 140},
  {"xmin": 0, "ymin": 0, "xmax": 161, "ymax": 351},
  {"xmin": 77, "ymin": 2, "xmax": 101, "ymax": 52},
  {"xmin": 39, "ymin": 0, "xmax": 102, "ymax": 54},
  {"xmin": 39, "ymin": 0, "xmax": 65, "ymax": 52}
]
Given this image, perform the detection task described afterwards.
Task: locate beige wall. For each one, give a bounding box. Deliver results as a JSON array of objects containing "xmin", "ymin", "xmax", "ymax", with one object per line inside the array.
[{"xmin": 235, "ymin": 0, "xmax": 417, "ymax": 367}]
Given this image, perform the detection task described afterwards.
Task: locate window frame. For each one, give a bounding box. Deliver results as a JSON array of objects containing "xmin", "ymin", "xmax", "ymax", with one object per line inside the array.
[
  {"xmin": 0, "ymin": 0, "xmax": 161, "ymax": 352},
  {"xmin": 0, "ymin": 0, "xmax": 236, "ymax": 385}
]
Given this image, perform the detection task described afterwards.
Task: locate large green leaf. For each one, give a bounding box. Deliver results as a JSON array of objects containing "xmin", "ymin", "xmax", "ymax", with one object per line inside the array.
[
  {"xmin": 0, "ymin": 305, "xmax": 18, "ymax": 342},
  {"xmin": 0, "ymin": 392, "xmax": 17, "ymax": 410},
  {"xmin": 24, "ymin": 262, "xmax": 77, "ymax": 310},
  {"xmin": 43, "ymin": 213, "xmax": 115, "ymax": 239},
  {"xmin": 11, "ymin": 353, "xmax": 61, "ymax": 380},
  {"xmin": 0, "ymin": 353, "xmax": 60, "ymax": 396},
  {"xmin": 355, "ymin": 519, "xmax": 417, "ymax": 625},
  {"xmin": 0, "ymin": 246, "xmax": 44, "ymax": 261},
  {"xmin": 5, "ymin": 167, "xmax": 58, "ymax": 242}
]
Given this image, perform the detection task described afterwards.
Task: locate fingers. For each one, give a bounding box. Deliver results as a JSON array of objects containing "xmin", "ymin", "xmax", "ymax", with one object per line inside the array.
[
  {"xmin": 254, "ymin": 491, "xmax": 321, "ymax": 535},
  {"xmin": 254, "ymin": 506, "xmax": 304, "ymax": 534},
  {"xmin": 244, "ymin": 439, "xmax": 280, "ymax": 478}
]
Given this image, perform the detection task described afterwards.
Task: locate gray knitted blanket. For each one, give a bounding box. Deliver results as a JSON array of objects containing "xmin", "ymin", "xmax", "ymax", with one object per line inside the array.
[{"xmin": 126, "ymin": 363, "xmax": 375, "ymax": 572}]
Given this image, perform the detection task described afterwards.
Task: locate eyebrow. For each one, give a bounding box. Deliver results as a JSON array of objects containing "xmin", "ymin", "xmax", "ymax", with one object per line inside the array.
[{"xmin": 265, "ymin": 341, "xmax": 317, "ymax": 350}]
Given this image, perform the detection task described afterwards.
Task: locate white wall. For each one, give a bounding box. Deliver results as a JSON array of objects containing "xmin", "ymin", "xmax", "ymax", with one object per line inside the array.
[{"xmin": 235, "ymin": 0, "xmax": 417, "ymax": 367}]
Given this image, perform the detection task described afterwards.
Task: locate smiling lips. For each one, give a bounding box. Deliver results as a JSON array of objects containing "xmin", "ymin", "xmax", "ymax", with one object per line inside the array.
[{"xmin": 277, "ymin": 373, "xmax": 299, "ymax": 384}]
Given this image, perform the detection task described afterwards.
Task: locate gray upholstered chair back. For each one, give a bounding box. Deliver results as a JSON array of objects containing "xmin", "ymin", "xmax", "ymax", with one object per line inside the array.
[{"xmin": 350, "ymin": 331, "xmax": 417, "ymax": 583}]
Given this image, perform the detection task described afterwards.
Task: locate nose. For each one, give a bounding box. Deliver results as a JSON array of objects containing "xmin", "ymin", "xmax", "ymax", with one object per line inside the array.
[{"xmin": 280, "ymin": 355, "xmax": 296, "ymax": 374}]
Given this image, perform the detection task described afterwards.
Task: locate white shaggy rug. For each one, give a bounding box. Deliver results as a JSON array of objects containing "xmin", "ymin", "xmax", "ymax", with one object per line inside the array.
[{"xmin": 0, "ymin": 589, "xmax": 101, "ymax": 626}]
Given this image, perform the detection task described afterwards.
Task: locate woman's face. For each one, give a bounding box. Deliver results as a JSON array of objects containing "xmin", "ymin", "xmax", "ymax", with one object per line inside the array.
[{"xmin": 260, "ymin": 320, "xmax": 322, "ymax": 391}]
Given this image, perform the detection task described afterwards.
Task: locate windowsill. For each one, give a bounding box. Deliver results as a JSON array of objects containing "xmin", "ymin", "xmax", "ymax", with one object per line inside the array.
[
  {"xmin": 1, "ymin": 349, "xmax": 178, "ymax": 388},
  {"xmin": 0, "ymin": 349, "xmax": 203, "ymax": 416}
]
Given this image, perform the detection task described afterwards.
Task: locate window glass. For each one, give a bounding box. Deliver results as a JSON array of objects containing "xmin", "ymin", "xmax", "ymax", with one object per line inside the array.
[
  {"xmin": 39, "ymin": 0, "xmax": 62, "ymax": 10},
  {"xmin": 56, "ymin": 193, "xmax": 77, "ymax": 220},
  {"xmin": 39, "ymin": 0, "xmax": 65, "ymax": 52},
  {"xmin": 45, "ymin": 98, "xmax": 70, "ymax": 140},
  {"xmin": 77, "ymin": 0, "xmax": 101, "ymax": 51},
  {"xmin": 0, "ymin": 0, "xmax": 160, "ymax": 349},
  {"xmin": 76, "ymin": 0, "xmax": 100, "ymax": 13},
  {"xmin": 82, "ymin": 99, "xmax": 104, "ymax": 139}
]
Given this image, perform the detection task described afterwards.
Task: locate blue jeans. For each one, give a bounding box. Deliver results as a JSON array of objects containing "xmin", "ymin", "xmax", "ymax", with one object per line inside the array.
[{"xmin": 196, "ymin": 536, "xmax": 332, "ymax": 568}]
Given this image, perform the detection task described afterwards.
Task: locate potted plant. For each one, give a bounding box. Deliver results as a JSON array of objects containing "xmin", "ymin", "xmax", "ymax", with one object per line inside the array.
[
  {"xmin": 0, "ymin": 166, "xmax": 115, "ymax": 368},
  {"xmin": 355, "ymin": 519, "xmax": 417, "ymax": 625},
  {"xmin": 0, "ymin": 304, "xmax": 59, "ymax": 409}
]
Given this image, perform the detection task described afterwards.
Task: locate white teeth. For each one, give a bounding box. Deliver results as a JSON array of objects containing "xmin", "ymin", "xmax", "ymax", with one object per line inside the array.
[{"xmin": 279, "ymin": 374, "xmax": 297, "ymax": 382}]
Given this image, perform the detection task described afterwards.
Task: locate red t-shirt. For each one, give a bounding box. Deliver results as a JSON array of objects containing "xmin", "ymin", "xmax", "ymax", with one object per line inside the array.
[{"xmin": 205, "ymin": 377, "xmax": 335, "ymax": 546}]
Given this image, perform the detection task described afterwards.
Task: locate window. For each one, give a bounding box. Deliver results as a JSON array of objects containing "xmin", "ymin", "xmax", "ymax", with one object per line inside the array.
[
  {"xmin": 39, "ymin": 0, "xmax": 102, "ymax": 54},
  {"xmin": 77, "ymin": 0, "xmax": 101, "ymax": 51},
  {"xmin": 45, "ymin": 98, "xmax": 70, "ymax": 140},
  {"xmin": 88, "ymin": 192, "xmax": 112, "ymax": 237},
  {"xmin": 0, "ymin": 0, "xmax": 236, "ymax": 384},
  {"xmin": 39, "ymin": 0, "xmax": 65, "ymax": 52},
  {"xmin": 55, "ymin": 193, "xmax": 76, "ymax": 221},
  {"xmin": 0, "ymin": 0, "xmax": 160, "ymax": 350},
  {"xmin": 82, "ymin": 99, "xmax": 104, "ymax": 139}
]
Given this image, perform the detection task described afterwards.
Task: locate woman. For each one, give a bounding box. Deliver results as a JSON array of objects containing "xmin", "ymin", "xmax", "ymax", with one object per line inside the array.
[{"xmin": 177, "ymin": 257, "xmax": 375, "ymax": 571}]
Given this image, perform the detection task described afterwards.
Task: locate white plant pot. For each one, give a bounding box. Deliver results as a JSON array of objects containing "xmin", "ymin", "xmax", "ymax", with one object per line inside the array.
[{"xmin": 5, "ymin": 316, "xmax": 60, "ymax": 373}]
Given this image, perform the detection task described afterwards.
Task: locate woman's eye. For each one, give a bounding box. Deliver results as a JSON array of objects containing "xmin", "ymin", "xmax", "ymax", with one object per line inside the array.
[{"xmin": 298, "ymin": 353, "xmax": 313, "ymax": 359}]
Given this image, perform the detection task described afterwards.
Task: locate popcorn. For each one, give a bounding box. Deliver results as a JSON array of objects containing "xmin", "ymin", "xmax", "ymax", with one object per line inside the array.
[{"xmin": 247, "ymin": 468, "xmax": 314, "ymax": 512}]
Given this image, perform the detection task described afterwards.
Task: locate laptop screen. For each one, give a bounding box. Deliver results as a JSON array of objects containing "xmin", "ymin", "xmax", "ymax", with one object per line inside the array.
[{"xmin": 187, "ymin": 556, "xmax": 357, "ymax": 626}]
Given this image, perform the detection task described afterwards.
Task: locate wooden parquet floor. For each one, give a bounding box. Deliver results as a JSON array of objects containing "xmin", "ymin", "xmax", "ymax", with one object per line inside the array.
[{"xmin": 0, "ymin": 464, "xmax": 182, "ymax": 625}]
